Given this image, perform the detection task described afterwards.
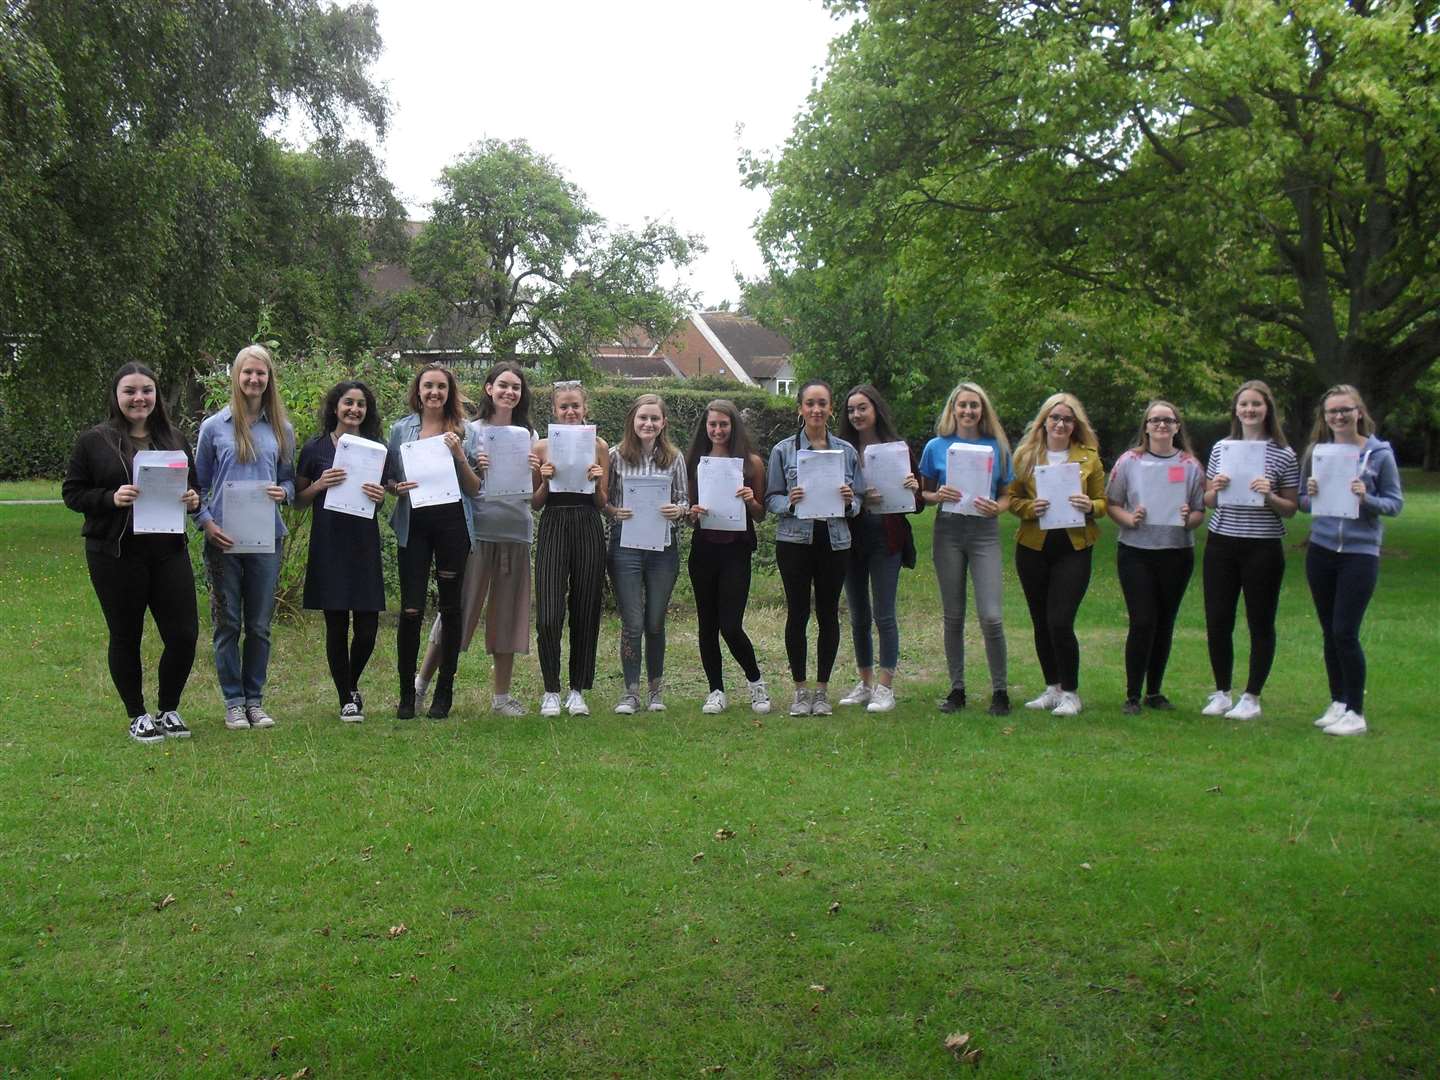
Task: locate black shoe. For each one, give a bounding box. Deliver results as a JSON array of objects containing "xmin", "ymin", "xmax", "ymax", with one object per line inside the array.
[
  {"xmin": 938, "ymin": 688, "xmax": 966, "ymax": 713},
  {"xmin": 427, "ymin": 681, "xmax": 453, "ymax": 719},
  {"xmin": 351, "ymin": 689, "xmax": 365, "ymax": 720},
  {"xmin": 1122, "ymin": 697, "xmax": 1142, "ymax": 715},
  {"xmin": 396, "ymin": 690, "xmax": 416, "ymax": 720},
  {"xmin": 1144, "ymin": 693, "xmax": 1174, "ymax": 711},
  {"xmin": 987, "ymin": 691, "xmax": 1010, "ymax": 716}
]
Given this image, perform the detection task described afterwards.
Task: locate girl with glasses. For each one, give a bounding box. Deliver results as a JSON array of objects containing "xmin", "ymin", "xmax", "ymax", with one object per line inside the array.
[
  {"xmin": 1105, "ymin": 401, "xmax": 1205, "ymax": 714},
  {"xmin": 1008, "ymin": 393, "xmax": 1106, "ymax": 716},
  {"xmin": 1298, "ymin": 385, "xmax": 1403, "ymax": 736}
]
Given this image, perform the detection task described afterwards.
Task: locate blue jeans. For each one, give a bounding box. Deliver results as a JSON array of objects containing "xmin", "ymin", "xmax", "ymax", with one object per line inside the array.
[
  {"xmin": 203, "ymin": 545, "xmax": 282, "ymax": 707},
  {"xmin": 608, "ymin": 537, "xmax": 680, "ymax": 687},
  {"xmin": 844, "ymin": 544, "xmax": 902, "ymax": 672}
]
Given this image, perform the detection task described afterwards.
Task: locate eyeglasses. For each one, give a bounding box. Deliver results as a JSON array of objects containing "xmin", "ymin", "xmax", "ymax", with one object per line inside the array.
[
  {"xmin": 1146, "ymin": 417, "xmax": 1178, "ymax": 427},
  {"xmin": 1325, "ymin": 406, "xmax": 1357, "ymax": 417},
  {"xmin": 1046, "ymin": 414, "xmax": 1076, "ymax": 426}
]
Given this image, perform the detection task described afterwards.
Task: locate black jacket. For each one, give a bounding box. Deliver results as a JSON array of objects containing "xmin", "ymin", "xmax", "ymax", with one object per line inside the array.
[{"xmin": 62, "ymin": 425, "xmax": 197, "ymax": 556}]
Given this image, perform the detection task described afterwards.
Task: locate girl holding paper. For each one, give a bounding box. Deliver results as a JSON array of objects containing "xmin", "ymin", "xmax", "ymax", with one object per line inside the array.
[
  {"xmin": 532, "ymin": 382, "xmax": 609, "ymax": 717},
  {"xmin": 1105, "ymin": 401, "xmax": 1206, "ymax": 714},
  {"xmin": 918, "ymin": 381, "xmax": 1014, "ymax": 716},
  {"xmin": 837, "ymin": 384, "xmax": 919, "ymax": 713},
  {"xmin": 1008, "ymin": 392, "xmax": 1106, "ymax": 717},
  {"xmin": 1199, "ymin": 380, "xmax": 1300, "ymax": 721},
  {"xmin": 605, "ymin": 394, "xmax": 690, "ymax": 714},
  {"xmin": 385, "ymin": 364, "xmax": 481, "ymax": 719},
  {"xmin": 195, "ymin": 344, "xmax": 295, "ymax": 732},
  {"xmin": 686, "ymin": 399, "xmax": 770, "ymax": 715},
  {"xmin": 765, "ymin": 379, "xmax": 861, "ymax": 717},
  {"xmin": 416, "ymin": 362, "xmax": 538, "ymax": 717},
  {"xmin": 1299, "ymin": 385, "xmax": 1404, "ymax": 737},
  {"xmin": 295, "ymin": 380, "xmax": 389, "ymax": 722},
  {"xmin": 64, "ymin": 362, "xmax": 201, "ymax": 743}
]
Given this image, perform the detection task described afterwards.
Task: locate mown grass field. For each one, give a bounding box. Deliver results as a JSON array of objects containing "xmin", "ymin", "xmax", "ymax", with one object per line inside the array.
[{"xmin": 1, "ymin": 474, "xmax": 1436, "ymax": 1077}]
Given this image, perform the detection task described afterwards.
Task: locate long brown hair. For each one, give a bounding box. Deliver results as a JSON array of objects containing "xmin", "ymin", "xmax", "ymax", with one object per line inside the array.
[
  {"xmin": 228, "ymin": 344, "xmax": 293, "ymax": 463},
  {"xmin": 617, "ymin": 393, "xmax": 679, "ymax": 467},
  {"xmin": 1304, "ymin": 383, "xmax": 1375, "ymax": 466},
  {"xmin": 476, "ymin": 361, "xmax": 533, "ymax": 432},
  {"xmin": 686, "ymin": 399, "xmax": 758, "ymax": 496},
  {"xmin": 1125, "ymin": 399, "xmax": 1196, "ymax": 459},
  {"xmin": 837, "ymin": 383, "xmax": 902, "ymax": 445},
  {"xmin": 406, "ymin": 364, "xmax": 468, "ymax": 436},
  {"xmin": 1012, "ymin": 392, "xmax": 1099, "ymax": 478},
  {"xmin": 1227, "ymin": 379, "xmax": 1288, "ymax": 447},
  {"xmin": 105, "ymin": 362, "xmax": 185, "ymax": 460}
]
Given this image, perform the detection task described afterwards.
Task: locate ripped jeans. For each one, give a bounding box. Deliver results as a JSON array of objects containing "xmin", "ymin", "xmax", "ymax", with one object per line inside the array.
[
  {"xmin": 608, "ymin": 535, "xmax": 680, "ymax": 689},
  {"xmin": 397, "ymin": 503, "xmax": 469, "ymax": 692}
]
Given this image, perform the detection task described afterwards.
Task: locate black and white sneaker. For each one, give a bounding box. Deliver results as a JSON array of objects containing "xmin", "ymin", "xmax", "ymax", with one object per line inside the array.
[
  {"xmin": 156, "ymin": 710, "xmax": 191, "ymax": 739},
  {"xmin": 340, "ymin": 697, "xmax": 363, "ymax": 723},
  {"xmin": 129, "ymin": 713, "xmax": 164, "ymax": 745},
  {"xmin": 350, "ymin": 690, "xmax": 365, "ymax": 721}
]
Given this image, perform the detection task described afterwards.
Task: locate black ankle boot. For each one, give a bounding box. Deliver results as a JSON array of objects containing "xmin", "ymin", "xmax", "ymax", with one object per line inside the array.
[
  {"xmin": 427, "ymin": 678, "xmax": 453, "ymax": 719},
  {"xmin": 396, "ymin": 688, "xmax": 416, "ymax": 720}
]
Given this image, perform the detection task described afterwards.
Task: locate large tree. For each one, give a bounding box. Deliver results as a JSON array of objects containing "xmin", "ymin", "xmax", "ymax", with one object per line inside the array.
[
  {"xmin": 407, "ymin": 139, "xmax": 701, "ymax": 377},
  {"xmin": 751, "ymin": 0, "xmax": 1440, "ymax": 423}
]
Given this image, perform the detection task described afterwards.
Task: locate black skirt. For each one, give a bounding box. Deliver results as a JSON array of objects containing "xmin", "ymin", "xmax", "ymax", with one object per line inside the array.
[{"xmin": 299, "ymin": 435, "xmax": 387, "ymax": 612}]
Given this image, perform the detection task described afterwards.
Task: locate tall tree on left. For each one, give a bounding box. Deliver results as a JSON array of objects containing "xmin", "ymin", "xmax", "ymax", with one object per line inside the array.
[{"xmin": 0, "ymin": 0, "xmax": 403, "ymax": 477}]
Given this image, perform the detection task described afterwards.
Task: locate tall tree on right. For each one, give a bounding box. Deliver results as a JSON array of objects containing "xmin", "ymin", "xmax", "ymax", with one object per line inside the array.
[{"xmin": 751, "ymin": 0, "xmax": 1440, "ymax": 421}]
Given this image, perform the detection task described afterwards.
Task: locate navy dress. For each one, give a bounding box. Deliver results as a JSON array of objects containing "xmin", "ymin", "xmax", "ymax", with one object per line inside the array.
[{"xmin": 298, "ymin": 434, "xmax": 388, "ymax": 612}]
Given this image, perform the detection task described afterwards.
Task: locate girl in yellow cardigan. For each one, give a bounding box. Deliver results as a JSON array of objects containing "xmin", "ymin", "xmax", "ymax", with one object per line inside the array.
[{"xmin": 1008, "ymin": 393, "xmax": 1108, "ymax": 716}]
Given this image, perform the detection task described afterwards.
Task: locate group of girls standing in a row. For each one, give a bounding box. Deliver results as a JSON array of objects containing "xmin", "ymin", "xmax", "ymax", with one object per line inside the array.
[{"xmin": 64, "ymin": 347, "xmax": 1403, "ymax": 743}]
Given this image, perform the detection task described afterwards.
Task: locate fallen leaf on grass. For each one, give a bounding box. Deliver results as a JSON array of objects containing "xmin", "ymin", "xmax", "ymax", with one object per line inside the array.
[
  {"xmin": 1206, "ymin": 785, "xmax": 1222, "ymax": 794},
  {"xmin": 1001, "ymin": 726, "xmax": 1015, "ymax": 736},
  {"xmin": 269, "ymin": 1036, "xmax": 293, "ymax": 1058},
  {"xmin": 692, "ymin": 852, "xmax": 705, "ymax": 863},
  {"xmin": 1331, "ymin": 989, "xmax": 1344, "ymax": 1003},
  {"xmin": 404, "ymin": 842, "xmax": 414, "ymax": 853},
  {"xmin": 292, "ymin": 1069, "xmax": 311, "ymax": 1080},
  {"xmin": 944, "ymin": 1033, "xmax": 983, "ymax": 1067},
  {"xmin": 388, "ymin": 923, "xmax": 408, "ymax": 939},
  {"xmin": 714, "ymin": 827, "xmax": 735, "ymax": 841},
  {"xmin": 701, "ymin": 1067, "xmax": 726, "ymax": 1074},
  {"xmin": 1079, "ymin": 862, "xmax": 1093, "ymax": 871},
  {"xmin": 827, "ymin": 901, "xmax": 841, "ymax": 915},
  {"xmin": 154, "ymin": 893, "xmax": 176, "ymax": 912},
  {"xmin": 808, "ymin": 984, "xmax": 828, "ymax": 993}
]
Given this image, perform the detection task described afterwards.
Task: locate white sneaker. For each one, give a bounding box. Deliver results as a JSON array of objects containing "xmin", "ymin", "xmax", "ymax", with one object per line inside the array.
[
  {"xmin": 540, "ymin": 692, "xmax": 562, "ymax": 717},
  {"xmin": 1025, "ymin": 686, "xmax": 1062, "ymax": 711},
  {"xmin": 789, "ymin": 688, "xmax": 812, "ymax": 716},
  {"xmin": 702, "ymin": 690, "xmax": 727, "ymax": 714},
  {"xmin": 1225, "ymin": 693, "xmax": 1262, "ymax": 721},
  {"xmin": 866, "ymin": 684, "xmax": 896, "ymax": 713},
  {"xmin": 749, "ymin": 679, "xmax": 771, "ymax": 715},
  {"xmin": 1314, "ymin": 700, "xmax": 1347, "ymax": 728},
  {"xmin": 810, "ymin": 688, "xmax": 833, "ymax": 716},
  {"xmin": 224, "ymin": 705, "xmax": 250, "ymax": 730},
  {"xmin": 492, "ymin": 695, "xmax": 527, "ymax": 717},
  {"xmin": 647, "ymin": 689, "xmax": 666, "ymax": 712},
  {"xmin": 128, "ymin": 713, "xmax": 163, "ymax": 745},
  {"xmin": 564, "ymin": 689, "xmax": 590, "ymax": 716},
  {"xmin": 414, "ymin": 680, "xmax": 430, "ymax": 713},
  {"xmin": 246, "ymin": 705, "xmax": 275, "ymax": 729},
  {"xmin": 614, "ymin": 688, "xmax": 640, "ymax": 715},
  {"xmin": 1324, "ymin": 710, "xmax": 1367, "ymax": 736},
  {"xmin": 1201, "ymin": 690, "xmax": 1233, "ymax": 717},
  {"xmin": 1051, "ymin": 691, "xmax": 1082, "ymax": 717},
  {"xmin": 838, "ymin": 681, "xmax": 872, "ymax": 706}
]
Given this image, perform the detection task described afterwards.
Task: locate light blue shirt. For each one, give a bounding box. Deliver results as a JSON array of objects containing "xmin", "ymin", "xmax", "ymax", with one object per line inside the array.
[
  {"xmin": 765, "ymin": 430, "xmax": 863, "ymax": 549},
  {"xmin": 385, "ymin": 414, "xmax": 482, "ymax": 548},
  {"xmin": 194, "ymin": 406, "xmax": 296, "ymax": 538}
]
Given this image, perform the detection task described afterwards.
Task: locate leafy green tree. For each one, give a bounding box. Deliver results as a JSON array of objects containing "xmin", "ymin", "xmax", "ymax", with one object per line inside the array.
[
  {"xmin": 406, "ymin": 139, "xmax": 702, "ymax": 379},
  {"xmin": 750, "ymin": 0, "xmax": 1440, "ymax": 423}
]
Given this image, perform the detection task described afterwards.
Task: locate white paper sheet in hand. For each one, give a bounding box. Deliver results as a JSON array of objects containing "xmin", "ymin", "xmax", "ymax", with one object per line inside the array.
[
  {"xmin": 483, "ymin": 425, "xmax": 533, "ymax": 497},
  {"xmin": 1311, "ymin": 443, "xmax": 1362, "ymax": 519},
  {"xmin": 326, "ymin": 434, "xmax": 388, "ymax": 519},
  {"xmin": 697, "ymin": 455, "xmax": 746, "ymax": 531},
  {"xmin": 1135, "ymin": 460, "xmax": 1188, "ymax": 526},
  {"xmin": 620, "ymin": 474, "xmax": 671, "ymax": 550},
  {"xmin": 942, "ymin": 444, "xmax": 994, "ymax": 516},
  {"xmin": 222, "ymin": 480, "xmax": 275, "ymax": 553},
  {"xmin": 547, "ymin": 424, "xmax": 596, "ymax": 494},
  {"xmin": 796, "ymin": 449, "xmax": 845, "ymax": 520},
  {"xmin": 400, "ymin": 436, "xmax": 461, "ymax": 508},
  {"xmin": 1216, "ymin": 439, "xmax": 1268, "ymax": 508},
  {"xmin": 862, "ymin": 441, "xmax": 914, "ymax": 514},
  {"xmin": 131, "ymin": 450, "xmax": 188, "ymax": 534},
  {"xmin": 1034, "ymin": 462, "xmax": 1085, "ymax": 530}
]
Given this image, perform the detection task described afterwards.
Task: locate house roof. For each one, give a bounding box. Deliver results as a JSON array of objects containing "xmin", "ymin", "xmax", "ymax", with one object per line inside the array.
[
  {"xmin": 694, "ymin": 312, "xmax": 793, "ymax": 379},
  {"xmin": 592, "ymin": 352, "xmax": 682, "ymax": 379}
]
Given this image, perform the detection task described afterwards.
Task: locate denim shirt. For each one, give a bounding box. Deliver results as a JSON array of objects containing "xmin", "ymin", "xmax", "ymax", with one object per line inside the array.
[
  {"xmin": 385, "ymin": 413, "xmax": 481, "ymax": 548},
  {"xmin": 194, "ymin": 406, "xmax": 296, "ymax": 539},
  {"xmin": 765, "ymin": 431, "xmax": 863, "ymax": 549}
]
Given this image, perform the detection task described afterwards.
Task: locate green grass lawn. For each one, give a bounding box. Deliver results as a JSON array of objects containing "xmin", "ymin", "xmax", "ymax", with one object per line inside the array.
[
  {"xmin": 1, "ymin": 474, "xmax": 1437, "ymax": 1077},
  {"xmin": 0, "ymin": 479, "xmax": 61, "ymax": 501}
]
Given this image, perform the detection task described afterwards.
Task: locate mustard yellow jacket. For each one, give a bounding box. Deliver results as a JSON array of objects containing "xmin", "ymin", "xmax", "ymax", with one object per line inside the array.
[{"xmin": 1008, "ymin": 444, "xmax": 1108, "ymax": 551}]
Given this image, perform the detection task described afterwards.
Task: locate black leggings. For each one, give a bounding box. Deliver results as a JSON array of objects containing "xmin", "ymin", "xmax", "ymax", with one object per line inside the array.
[
  {"xmin": 1305, "ymin": 544, "xmax": 1379, "ymax": 714},
  {"xmin": 689, "ymin": 535, "xmax": 762, "ymax": 692},
  {"xmin": 1116, "ymin": 544, "xmax": 1194, "ymax": 700},
  {"xmin": 324, "ymin": 611, "xmax": 379, "ymax": 705},
  {"xmin": 1203, "ymin": 533, "xmax": 1285, "ymax": 696},
  {"xmin": 1014, "ymin": 532, "xmax": 1093, "ymax": 692},
  {"xmin": 397, "ymin": 504, "xmax": 469, "ymax": 691},
  {"xmin": 86, "ymin": 536, "xmax": 198, "ymax": 719},
  {"xmin": 776, "ymin": 531, "xmax": 849, "ymax": 684},
  {"xmin": 534, "ymin": 505, "xmax": 606, "ymax": 693}
]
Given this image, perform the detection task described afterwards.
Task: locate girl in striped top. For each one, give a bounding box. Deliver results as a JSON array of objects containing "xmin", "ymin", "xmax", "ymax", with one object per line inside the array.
[{"xmin": 1200, "ymin": 380, "xmax": 1300, "ymax": 721}]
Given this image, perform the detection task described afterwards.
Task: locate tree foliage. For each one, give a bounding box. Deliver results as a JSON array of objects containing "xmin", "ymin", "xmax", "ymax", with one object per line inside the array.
[
  {"xmin": 407, "ymin": 139, "xmax": 702, "ymax": 379},
  {"xmin": 750, "ymin": 0, "xmax": 1440, "ymax": 424}
]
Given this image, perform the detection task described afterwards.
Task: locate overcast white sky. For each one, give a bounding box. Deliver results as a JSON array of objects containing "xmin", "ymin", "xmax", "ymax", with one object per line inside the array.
[{"xmin": 347, "ymin": 0, "xmax": 846, "ymax": 308}]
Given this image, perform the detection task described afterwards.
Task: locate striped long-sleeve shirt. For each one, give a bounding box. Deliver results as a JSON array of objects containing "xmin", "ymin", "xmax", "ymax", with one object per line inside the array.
[{"xmin": 606, "ymin": 445, "xmax": 690, "ymax": 544}]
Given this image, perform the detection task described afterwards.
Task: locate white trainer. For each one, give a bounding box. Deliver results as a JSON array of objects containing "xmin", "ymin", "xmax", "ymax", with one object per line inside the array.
[
  {"xmin": 564, "ymin": 689, "xmax": 590, "ymax": 716},
  {"xmin": 1025, "ymin": 686, "xmax": 1062, "ymax": 711},
  {"xmin": 1051, "ymin": 691, "xmax": 1083, "ymax": 717},
  {"xmin": 614, "ymin": 688, "xmax": 640, "ymax": 715},
  {"xmin": 246, "ymin": 705, "xmax": 275, "ymax": 729},
  {"xmin": 1314, "ymin": 701, "xmax": 1347, "ymax": 728},
  {"xmin": 810, "ymin": 688, "xmax": 833, "ymax": 716},
  {"xmin": 540, "ymin": 692, "xmax": 562, "ymax": 717},
  {"xmin": 224, "ymin": 705, "xmax": 250, "ymax": 730},
  {"xmin": 749, "ymin": 679, "xmax": 771, "ymax": 715},
  {"xmin": 789, "ymin": 688, "xmax": 812, "ymax": 716},
  {"xmin": 1225, "ymin": 693, "xmax": 1262, "ymax": 721},
  {"xmin": 647, "ymin": 689, "xmax": 666, "ymax": 713},
  {"xmin": 838, "ymin": 681, "xmax": 872, "ymax": 706},
  {"xmin": 1201, "ymin": 690, "xmax": 1233, "ymax": 717},
  {"xmin": 492, "ymin": 695, "xmax": 527, "ymax": 717},
  {"xmin": 702, "ymin": 690, "xmax": 727, "ymax": 714},
  {"xmin": 1324, "ymin": 710, "xmax": 1367, "ymax": 736},
  {"xmin": 867, "ymin": 684, "xmax": 896, "ymax": 713}
]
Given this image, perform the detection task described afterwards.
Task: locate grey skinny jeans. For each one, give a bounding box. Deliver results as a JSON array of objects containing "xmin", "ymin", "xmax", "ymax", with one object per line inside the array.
[{"xmin": 932, "ymin": 513, "xmax": 1007, "ymax": 693}]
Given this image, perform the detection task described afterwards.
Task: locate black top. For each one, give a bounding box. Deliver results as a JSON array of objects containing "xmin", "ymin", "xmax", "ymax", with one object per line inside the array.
[
  {"xmin": 297, "ymin": 433, "xmax": 390, "ymax": 612},
  {"xmin": 63, "ymin": 425, "xmax": 197, "ymax": 556}
]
